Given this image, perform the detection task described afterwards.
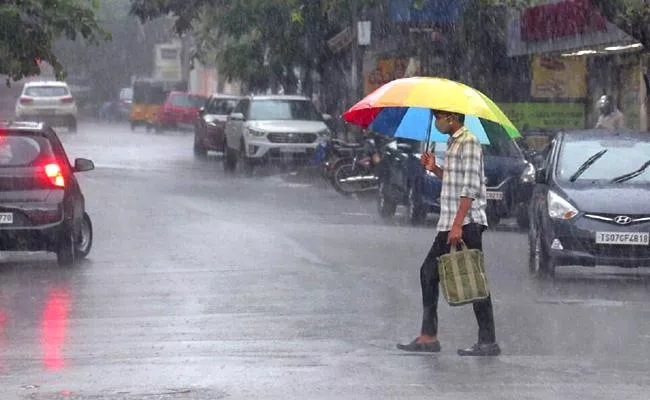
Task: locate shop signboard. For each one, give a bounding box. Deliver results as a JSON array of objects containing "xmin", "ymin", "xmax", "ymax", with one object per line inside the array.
[
  {"xmin": 327, "ymin": 27, "xmax": 354, "ymax": 54},
  {"xmin": 154, "ymin": 43, "xmax": 182, "ymax": 81},
  {"xmin": 507, "ymin": 0, "xmax": 636, "ymax": 57},
  {"xmin": 364, "ymin": 58, "xmax": 410, "ymax": 95},
  {"xmin": 499, "ymin": 102, "xmax": 586, "ymax": 130},
  {"xmin": 531, "ymin": 56, "xmax": 587, "ymax": 99}
]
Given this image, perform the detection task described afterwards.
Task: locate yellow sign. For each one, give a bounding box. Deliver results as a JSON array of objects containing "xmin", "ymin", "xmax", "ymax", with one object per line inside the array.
[
  {"xmin": 499, "ymin": 102, "xmax": 586, "ymax": 130},
  {"xmin": 364, "ymin": 58, "xmax": 410, "ymax": 95},
  {"xmin": 531, "ymin": 56, "xmax": 587, "ymax": 99}
]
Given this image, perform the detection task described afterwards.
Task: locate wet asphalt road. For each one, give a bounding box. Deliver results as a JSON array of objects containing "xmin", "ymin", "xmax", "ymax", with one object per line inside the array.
[{"xmin": 1, "ymin": 122, "xmax": 650, "ymax": 400}]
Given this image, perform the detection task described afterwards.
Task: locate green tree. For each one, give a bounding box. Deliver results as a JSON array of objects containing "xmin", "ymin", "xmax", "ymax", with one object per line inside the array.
[
  {"xmin": 591, "ymin": 0, "xmax": 650, "ymax": 49},
  {"xmin": 0, "ymin": 0, "xmax": 108, "ymax": 83}
]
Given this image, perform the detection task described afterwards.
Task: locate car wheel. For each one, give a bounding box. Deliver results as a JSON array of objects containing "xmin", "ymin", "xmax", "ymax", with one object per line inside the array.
[
  {"xmin": 378, "ymin": 181, "xmax": 397, "ymax": 220},
  {"xmin": 223, "ymin": 144, "xmax": 238, "ymax": 173},
  {"xmin": 68, "ymin": 117, "xmax": 78, "ymax": 133},
  {"xmin": 239, "ymin": 142, "xmax": 254, "ymax": 176},
  {"xmin": 194, "ymin": 136, "xmax": 208, "ymax": 157},
  {"xmin": 75, "ymin": 213, "xmax": 93, "ymax": 260},
  {"xmin": 529, "ymin": 225, "xmax": 555, "ymax": 278},
  {"xmin": 56, "ymin": 226, "xmax": 76, "ymax": 266},
  {"xmin": 407, "ymin": 183, "xmax": 427, "ymax": 226},
  {"xmin": 516, "ymin": 203, "xmax": 530, "ymax": 230}
]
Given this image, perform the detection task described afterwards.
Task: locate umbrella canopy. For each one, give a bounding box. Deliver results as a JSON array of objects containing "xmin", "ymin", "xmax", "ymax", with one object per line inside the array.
[{"xmin": 342, "ymin": 77, "xmax": 521, "ymax": 145}]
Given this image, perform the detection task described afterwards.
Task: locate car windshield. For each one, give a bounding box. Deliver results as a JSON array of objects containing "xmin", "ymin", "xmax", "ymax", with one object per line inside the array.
[
  {"xmin": 170, "ymin": 94, "xmax": 206, "ymax": 108},
  {"xmin": 211, "ymin": 99, "xmax": 238, "ymax": 114},
  {"xmin": 249, "ymin": 99, "xmax": 323, "ymax": 121},
  {"xmin": 24, "ymin": 86, "xmax": 69, "ymax": 97},
  {"xmin": 0, "ymin": 135, "xmax": 53, "ymax": 167},
  {"xmin": 557, "ymin": 137, "xmax": 650, "ymax": 183}
]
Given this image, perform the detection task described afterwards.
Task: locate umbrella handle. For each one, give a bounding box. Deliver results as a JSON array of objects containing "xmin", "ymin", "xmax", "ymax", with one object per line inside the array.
[{"xmin": 424, "ymin": 109, "xmax": 433, "ymax": 153}]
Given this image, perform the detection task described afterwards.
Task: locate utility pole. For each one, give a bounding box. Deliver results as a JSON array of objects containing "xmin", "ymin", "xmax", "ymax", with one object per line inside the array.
[{"xmin": 350, "ymin": 0, "xmax": 361, "ymax": 103}]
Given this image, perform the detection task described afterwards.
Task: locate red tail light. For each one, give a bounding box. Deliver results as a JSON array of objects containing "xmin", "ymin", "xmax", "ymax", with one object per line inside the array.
[
  {"xmin": 19, "ymin": 97, "xmax": 33, "ymax": 104},
  {"xmin": 60, "ymin": 96, "xmax": 74, "ymax": 104},
  {"xmin": 44, "ymin": 163, "xmax": 65, "ymax": 188}
]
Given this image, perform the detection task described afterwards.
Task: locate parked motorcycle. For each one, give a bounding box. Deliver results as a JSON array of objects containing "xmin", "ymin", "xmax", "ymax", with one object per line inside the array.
[
  {"xmin": 331, "ymin": 137, "xmax": 382, "ymax": 195},
  {"xmin": 312, "ymin": 137, "xmax": 370, "ymax": 184}
]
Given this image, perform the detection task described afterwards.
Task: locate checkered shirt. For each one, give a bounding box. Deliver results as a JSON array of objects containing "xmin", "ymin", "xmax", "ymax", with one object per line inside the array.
[{"xmin": 436, "ymin": 126, "xmax": 488, "ymax": 232}]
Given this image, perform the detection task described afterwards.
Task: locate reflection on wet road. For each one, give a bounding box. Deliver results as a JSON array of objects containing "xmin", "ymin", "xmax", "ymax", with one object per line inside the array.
[{"xmin": 0, "ymin": 122, "xmax": 649, "ymax": 399}]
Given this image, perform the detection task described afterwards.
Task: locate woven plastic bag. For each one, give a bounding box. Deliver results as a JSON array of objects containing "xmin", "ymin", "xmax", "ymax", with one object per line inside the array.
[{"xmin": 438, "ymin": 242, "xmax": 490, "ymax": 306}]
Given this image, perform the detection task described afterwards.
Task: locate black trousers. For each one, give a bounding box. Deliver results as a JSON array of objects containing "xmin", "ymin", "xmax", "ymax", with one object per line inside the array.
[{"xmin": 419, "ymin": 223, "xmax": 496, "ymax": 344}]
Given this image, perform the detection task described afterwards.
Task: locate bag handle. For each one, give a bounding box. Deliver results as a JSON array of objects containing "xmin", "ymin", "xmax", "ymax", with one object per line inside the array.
[
  {"xmin": 448, "ymin": 240, "xmax": 469, "ymax": 254},
  {"xmin": 449, "ymin": 240, "xmax": 480, "ymax": 299}
]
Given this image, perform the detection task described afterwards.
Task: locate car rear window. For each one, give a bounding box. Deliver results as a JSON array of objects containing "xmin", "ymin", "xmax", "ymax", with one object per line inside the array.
[
  {"xmin": 24, "ymin": 86, "xmax": 69, "ymax": 97},
  {"xmin": 170, "ymin": 94, "xmax": 207, "ymax": 108},
  {"xmin": 0, "ymin": 135, "xmax": 54, "ymax": 167}
]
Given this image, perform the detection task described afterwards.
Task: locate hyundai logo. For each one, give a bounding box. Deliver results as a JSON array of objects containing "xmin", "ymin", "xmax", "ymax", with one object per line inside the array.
[{"xmin": 614, "ymin": 215, "xmax": 633, "ymax": 225}]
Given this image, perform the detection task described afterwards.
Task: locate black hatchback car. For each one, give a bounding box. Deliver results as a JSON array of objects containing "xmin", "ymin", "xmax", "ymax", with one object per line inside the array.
[
  {"xmin": 529, "ymin": 130, "xmax": 650, "ymax": 277},
  {"xmin": 0, "ymin": 122, "xmax": 94, "ymax": 265}
]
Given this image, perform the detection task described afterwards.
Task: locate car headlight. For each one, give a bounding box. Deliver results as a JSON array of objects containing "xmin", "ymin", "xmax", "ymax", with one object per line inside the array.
[
  {"xmin": 521, "ymin": 162, "xmax": 536, "ymax": 183},
  {"xmin": 245, "ymin": 127, "xmax": 266, "ymax": 137},
  {"xmin": 548, "ymin": 190, "xmax": 578, "ymax": 220}
]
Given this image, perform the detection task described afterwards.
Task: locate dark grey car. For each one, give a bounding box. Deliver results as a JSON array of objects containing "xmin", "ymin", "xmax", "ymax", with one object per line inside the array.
[
  {"xmin": 0, "ymin": 122, "xmax": 95, "ymax": 265},
  {"xmin": 529, "ymin": 130, "xmax": 650, "ymax": 277}
]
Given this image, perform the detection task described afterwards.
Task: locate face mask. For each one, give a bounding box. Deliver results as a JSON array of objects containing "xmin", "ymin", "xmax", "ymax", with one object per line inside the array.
[{"xmin": 435, "ymin": 116, "xmax": 452, "ymax": 134}]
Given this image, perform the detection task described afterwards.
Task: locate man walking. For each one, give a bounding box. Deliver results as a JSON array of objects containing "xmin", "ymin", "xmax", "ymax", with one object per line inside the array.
[{"xmin": 397, "ymin": 110, "xmax": 500, "ymax": 356}]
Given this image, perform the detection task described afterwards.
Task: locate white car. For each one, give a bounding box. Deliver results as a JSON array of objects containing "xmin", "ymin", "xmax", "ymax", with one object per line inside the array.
[
  {"xmin": 223, "ymin": 95, "xmax": 331, "ymax": 173},
  {"xmin": 15, "ymin": 81, "xmax": 78, "ymax": 132}
]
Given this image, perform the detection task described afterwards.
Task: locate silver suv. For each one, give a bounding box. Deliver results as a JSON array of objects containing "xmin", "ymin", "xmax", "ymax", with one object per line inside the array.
[
  {"xmin": 15, "ymin": 81, "xmax": 78, "ymax": 132},
  {"xmin": 223, "ymin": 95, "xmax": 331, "ymax": 173}
]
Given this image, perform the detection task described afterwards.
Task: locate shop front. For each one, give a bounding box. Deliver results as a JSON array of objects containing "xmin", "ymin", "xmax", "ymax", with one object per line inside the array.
[{"xmin": 506, "ymin": 0, "xmax": 647, "ymax": 133}]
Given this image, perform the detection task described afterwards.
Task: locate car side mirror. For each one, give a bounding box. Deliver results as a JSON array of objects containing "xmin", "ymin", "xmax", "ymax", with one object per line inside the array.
[
  {"xmin": 535, "ymin": 168, "xmax": 547, "ymax": 184},
  {"xmin": 229, "ymin": 112, "xmax": 245, "ymax": 121},
  {"xmin": 74, "ymin": 158, "xmax": 94, "ymax": 173},
  {"xmin": 198, "ymin": 107, "xmax": 205, "ymax": 116},
  {"xmin": 322, "ymin": 113, "xmax": 332, "ymax": 121}
]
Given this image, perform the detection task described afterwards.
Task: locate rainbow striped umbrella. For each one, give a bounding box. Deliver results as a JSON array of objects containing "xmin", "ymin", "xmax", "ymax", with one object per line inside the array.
[{"xmin": 343, "ymin": 77, "xmax": 520, "ymax": 146}]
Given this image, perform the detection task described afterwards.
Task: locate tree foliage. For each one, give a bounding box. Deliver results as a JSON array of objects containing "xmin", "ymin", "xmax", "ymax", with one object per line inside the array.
[
  {"xmin": 131, "ymin": 0, "xmax": 379, "ymax": 95},
  {"xmin": 591, "ymin": 0, "xmax": 650, "ymax": 49},
  {"xmin": 0, "ymin": 0, "xmax": 109, "ymax": 83}
]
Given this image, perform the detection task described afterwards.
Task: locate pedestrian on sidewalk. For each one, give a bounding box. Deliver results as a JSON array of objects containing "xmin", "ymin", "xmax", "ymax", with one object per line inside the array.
[
  {"xmin": 595, "ymin": 95, "xmax": 625, "ymax": 130},
  {"xmin": 397, "ymin": 110, "xmax": 500, "ymax": 356}
]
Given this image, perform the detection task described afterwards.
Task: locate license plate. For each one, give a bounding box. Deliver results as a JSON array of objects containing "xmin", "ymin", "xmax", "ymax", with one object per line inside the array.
[
  {"xmin": 38, "ymin": 109, "xmax": 56, "ymax": 115},
  {"xmin": 0, "ymin": 213, "xmax": 13, "ymax": 224},
  {"xmin": 486, "ymin": 191, "xmax": 504, "ymax": 200},
  {"xmin": 595, "ymin": 232, "xmax": 650, "ymax": 245},
  {"xmin": 280, "ymin": 147, "xmax": 306, "ymax": 154}
]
